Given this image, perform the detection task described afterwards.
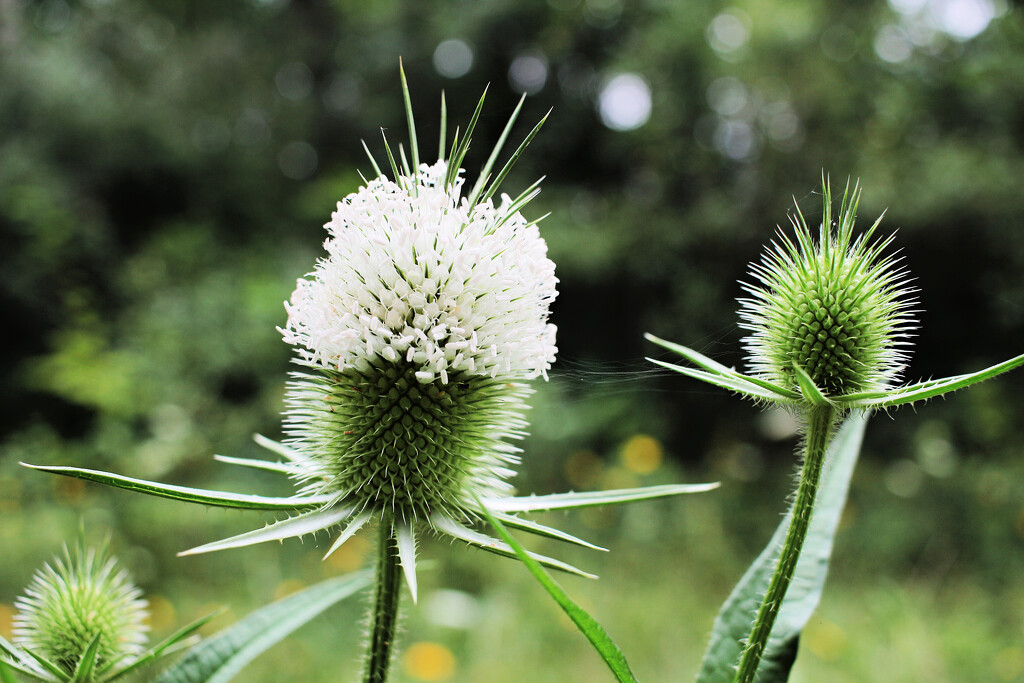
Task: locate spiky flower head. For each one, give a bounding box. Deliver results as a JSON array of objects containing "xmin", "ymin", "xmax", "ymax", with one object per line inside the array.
[
  {"xmin": 278, "ymin": 98, "xmax": 557, "ymax": 527},
  {"xmin": 738, "ymin": 180, "xmax": 916, "ymax": 399},
  {"xmin": 13, "ymin": 543, "xmax": 148, "ymax": 675}
]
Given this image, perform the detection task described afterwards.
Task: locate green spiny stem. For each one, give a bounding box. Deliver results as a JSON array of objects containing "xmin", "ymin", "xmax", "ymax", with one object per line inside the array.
[
  {"xmin": 363, "ymin": 521, "xmax": 402, "ymax": 683},
  {"xmin": 734, "ymin": 403, "xmax": 837, "ymax": 683}
]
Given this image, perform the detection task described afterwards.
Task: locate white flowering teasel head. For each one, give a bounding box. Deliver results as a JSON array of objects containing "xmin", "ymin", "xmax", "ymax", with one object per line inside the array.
[{"xmin": 280, "ymin": 156, "xmax": 558, "ymax": 523}]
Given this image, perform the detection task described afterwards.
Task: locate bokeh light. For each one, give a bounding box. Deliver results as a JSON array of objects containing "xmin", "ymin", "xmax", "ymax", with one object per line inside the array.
[
  {"xmin": 597, "ymin": 73, "xmax": 652, "ymax": 131},
  {"xmin": 508, "ymin": 51, "xmax": 549, "ymax": 94},
  {"xmin": 433, "ymin": 39, "xmax": 474, "ymax": 79}
]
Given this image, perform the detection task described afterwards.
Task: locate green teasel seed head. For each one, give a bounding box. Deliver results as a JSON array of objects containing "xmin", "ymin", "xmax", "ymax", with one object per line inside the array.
[
  {"xmin": 738, "ymin": 179, "xmax": 916, "ymax": 399},
  {"xmin": 13, "ymin": 542, "xmax": 149, "ymax": 675},
  {"xmin": 284, "ymin": 360, "xmax": 531, "ymax": 522}
]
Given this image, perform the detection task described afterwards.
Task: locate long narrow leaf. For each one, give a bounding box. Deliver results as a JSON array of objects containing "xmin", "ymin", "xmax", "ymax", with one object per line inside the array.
[
  {"xmin": 696, "ymin": 412, "xmax": 868, "ymax": 683},
  {"xmin": 432, "ymin": 516, "xmax": 596, "ymax": 579},
  {"xmin": 484, "ymin": 482, "xmax": 719, "ymax": 513},
  {"xmin": 490, "ymin": 511, "xmax": 606, "ymax": 551},
  {"xmin": 0, "ymin": 636, "xmax": 48, "ymax": 680},
  {"xmin": 153, "ymin": 572, "xmax": 371, "ymax": 683},
  {"xmin": 645, "ymin": 334, "xmax": 801, "ymax": 400},
  {"xmin": 103, "ymin": 611, "xmax": 225, "ymax": 681},
  {"xmin": 846, "ymin": 352, "xmax": 1024, "ymax": 409},
  {"xmin": 323, "ymin": 513, "xmax": 371, "ymax": 560},
  {"xmin": 18, "ymin": 648, "xmax": 65, "ymax": 681},
  {"xmin": 20, "ymin": 464, "xmax": 330, "ymax": 511},
  {"xmin": 647, "ymin": 359, "xmax": 797, "ymax": 403},
  {"xmin": 0, "ymin": 640, "xmax": 50, "ymax": 682},
  {"xmin": 396, "ymin": 523, "xmax": 419, "ymax": 603},
  {"xmin": 212, "ymin": 455, "xmax": 293, "ymax": 475},
  {"xmin": 69, "ymin": 634, "xmax": 101, "ymax": 683},
  {"xmin": 252, "ymin": 434, "xmax": 310, "ymax": 464},
  {"xmin": 479, "ymin": 502, "xmax": 637, "ymax": 683},
  {"xmin": 178, "ymin": 506, "xmax": 353, "ymax": 556}
]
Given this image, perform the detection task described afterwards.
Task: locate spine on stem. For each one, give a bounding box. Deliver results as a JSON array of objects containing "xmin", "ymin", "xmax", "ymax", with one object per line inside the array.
[
  {"xmin": 364, "ymin": 520, "xmax": 402, "ymax": 683},
  {"xmin": 734, "ymin": 404, "xmax": 837, "ymax": 683}
]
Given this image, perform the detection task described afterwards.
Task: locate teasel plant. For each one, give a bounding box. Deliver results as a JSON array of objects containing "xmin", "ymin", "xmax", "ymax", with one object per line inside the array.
[
  {"xmin": 24, "ymin": 66, "xmax": 717, "ymax": 683},
  {"xmin": 0, "ymin": 539, "xmax": 371, "ymax": 682},
  {"xmin": 647, "ymin": 179, "xmax": 1024, "ymax": 682}
]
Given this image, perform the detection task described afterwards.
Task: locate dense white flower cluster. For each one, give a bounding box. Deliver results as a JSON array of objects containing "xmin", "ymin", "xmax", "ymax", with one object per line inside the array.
[{"xmin": 281, "ymin": 161, "xmax": 557, "ymax": 384}]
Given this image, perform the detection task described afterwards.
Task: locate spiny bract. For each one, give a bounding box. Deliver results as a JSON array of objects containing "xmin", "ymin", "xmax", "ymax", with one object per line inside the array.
[{"xmin": 738, "ymin": 181, "xmax": 916, "ymax": 399}]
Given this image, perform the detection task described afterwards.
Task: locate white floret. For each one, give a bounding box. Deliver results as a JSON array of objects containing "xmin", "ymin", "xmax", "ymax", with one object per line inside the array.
[{"xmin": 281, "ymin": 162, "xmax": 558, "ymax": 382}]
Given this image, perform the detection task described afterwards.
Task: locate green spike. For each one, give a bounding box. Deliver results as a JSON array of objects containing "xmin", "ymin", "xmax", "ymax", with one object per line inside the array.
[
  {"xmin": 380, "ymin": 130, "xmax": 402, "ymax": 186},
  {"xmin": 399, "ymin": 59, "xmax": 420, "ymax": 176},
  {"xmin": 362, "ymin": 140, "xmax": 384, "ymax": 179},
  {"xmin": 447, "ymin": 86, "xmax": 488, "ymax": 188},
  {"xmin": 482, "ymin": 109, "xmax": 551, "ymax": 203},
  {"xmin": 438, "ymin": 91, "xmax": 447, "ymax": 162},
  {"xmin": 468, "ymin": 94, "xmax": 526, "ymax": 205}
]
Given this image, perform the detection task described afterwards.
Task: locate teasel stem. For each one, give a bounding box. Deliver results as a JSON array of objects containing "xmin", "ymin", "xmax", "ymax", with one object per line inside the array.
[
  {"xmin": 734, "ymin": 403, "xmax": 838, "ymax": 683},
  {"xmin": 363, "ymin": 519, "xmax": 402, "ymax": 683}
]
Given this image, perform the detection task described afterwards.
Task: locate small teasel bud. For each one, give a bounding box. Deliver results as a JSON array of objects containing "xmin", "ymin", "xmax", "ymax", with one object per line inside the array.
[
  {"xmin": 13, "ymin": 543, "xmax": 149, "ymax": 675},
  {"xmin": 738, "ymin": 180, "xmax": 916, "ymax": 399}
]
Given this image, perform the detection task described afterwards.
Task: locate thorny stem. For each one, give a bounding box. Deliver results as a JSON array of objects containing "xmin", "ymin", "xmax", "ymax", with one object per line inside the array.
[
  {"xmin": 734, "ymin": 403, "xmax": 837, "ymax": 683},
  {"xmin": 363, "ymin": 520, "xmax": 402, "ymax": 683}
]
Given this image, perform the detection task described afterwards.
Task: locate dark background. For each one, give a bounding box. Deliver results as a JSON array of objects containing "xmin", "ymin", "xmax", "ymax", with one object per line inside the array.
[{"xmin": 2, "ymin": 1, "xmax": 1023, "ymax": 680}]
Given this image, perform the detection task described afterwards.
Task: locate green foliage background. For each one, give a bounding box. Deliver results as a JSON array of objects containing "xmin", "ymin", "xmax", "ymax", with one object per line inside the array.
[{"xmin": 2, "ymin": 1, "xmax": 1023, "ymax": 680}]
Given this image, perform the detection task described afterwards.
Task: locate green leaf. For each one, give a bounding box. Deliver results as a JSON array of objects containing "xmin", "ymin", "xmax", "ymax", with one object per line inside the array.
[
  {"xmin": 842, "ymin": 352, "xmax": 1024, "ymax": 409},
  {"xmin": 645, "ymin": 334, "xmax": 801, "ymax": 400},
  {"xmin": 395, "ymin": 522, "xmax": 419, "ymax": 603},
  {"xmin": 20, "ymin": 464, "xmax": 331, "ymax": 511},
  {"xmin": 489, "ymin": 511, "xmax": 606, "ymax": 551},
  {"xmin": 69, "ymin": 634, "xmax": 101, "ymax": 683},
  {"xmin": 791, "ymin": 363, "xmax": 831, "ymax": 407},
  {"xmin": 102, "ymin": 611, "xmax": 224, "ymax": 681},
  {"xmin": 0, "ymin": 636, "xmax": 50, "ymax": 681},
  {"xmin": 178, "ymin": 506, "xmax": 354, "ymax": 557},
  {"xmin": 647, "ymin": 359, "xmax": 796, "ymax": 403},
  {"xmin": 18, "ymin": 647, "xmax": 66, "ymax": 681},
  {"xmin": 322, "ymin": 513, "xmax": 371, "ymax": 560},
  {"xmin": 252, "ymin": 434, "xmax": 309, "ymax": 464},
  {"xmin": 431, "ymin": 516, "xmax": 596, "ymax": 579},
  {"xmin": 696, "ymin": 412, "xmax": 868, "ymax": 683},
  {"xmin": 153, "ymin": 572, "xmax": 371, "ymax": 683},
  {"xmin": 0, "ymin": 642, "xmax": 51, "ymax": 682},
  {"xmin": 478, "ymin": 501, "xmax": 638, "ymax": 683},
  {"xmin": 484, "ymin": 482, "xmax": 719, "ymax": 513},
  {"xmin": 212, "ymin": 455, "xmax": 293, "ymax": 475}
]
